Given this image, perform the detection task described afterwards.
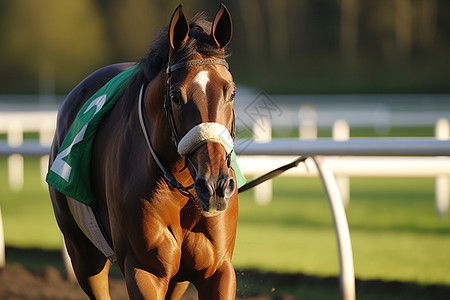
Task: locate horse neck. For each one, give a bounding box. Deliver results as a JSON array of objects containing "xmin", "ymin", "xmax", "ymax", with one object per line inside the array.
[{"xmin": 144, "ymin": 71, "xmax": 182, "ymax": 172}]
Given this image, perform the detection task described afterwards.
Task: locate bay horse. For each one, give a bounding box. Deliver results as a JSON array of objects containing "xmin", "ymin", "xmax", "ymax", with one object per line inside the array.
[{"xmin": 48, "ymin": 4, "xmax": 239, "ymax": 299}]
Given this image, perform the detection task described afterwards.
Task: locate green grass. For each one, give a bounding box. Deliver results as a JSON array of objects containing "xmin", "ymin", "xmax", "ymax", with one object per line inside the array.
[
  {"xmin": 239, "ymin": 126, "xmax": 436, "ymax": 140},
  {"xmin": 1, "ymin": 156, "xmax": 450, "ymax": 289},
  {"xmin": 0, "ymin": 157, "xmax": 62, "ymax": 249},
  {"xmin": 234, "ymin": 177, "xmax": 450, "ymax": 286}
]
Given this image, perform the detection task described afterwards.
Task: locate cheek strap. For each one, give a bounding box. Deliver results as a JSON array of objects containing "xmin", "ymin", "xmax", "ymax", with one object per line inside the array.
[{"xmin": 177, "ymin": 122, "xmax": 234, "ymax": 156}]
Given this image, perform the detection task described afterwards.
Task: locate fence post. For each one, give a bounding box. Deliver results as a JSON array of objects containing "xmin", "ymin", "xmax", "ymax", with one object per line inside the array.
[
  {"xmin": 298, "ymin": 105, "xmax": 317, "ymax": 140},
  {"xmin": 435, "ymin": 118, "xmax": 449, "ymax": 217},
  {"xmin": 7, "ymin": 121, "xmax": 24, "ymax": 191},
  {"xmin": 333, "ymin": 119, "xmax": 350, "ymax": 206},
  {"xmin": 40, "ymin": 120, "xmax": 54, "ymax": 187},
  {"xmin": 312, "ymin": 156, "xmax": 355, "ymax": 300},
  {"xmin": 253, "ymin": 118, "xmax": 273, "ymax": 205}
]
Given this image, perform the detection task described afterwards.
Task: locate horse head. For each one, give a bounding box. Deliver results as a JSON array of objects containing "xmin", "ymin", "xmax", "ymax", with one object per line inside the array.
[{"xmin": 164, "ymin": 4, "xmax": 236, "ymax": 217}]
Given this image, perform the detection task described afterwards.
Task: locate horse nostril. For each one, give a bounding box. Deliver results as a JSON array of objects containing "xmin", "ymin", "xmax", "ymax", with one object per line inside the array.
[
  {"xmin": 195, "ymin": 175, "xmax": 236, "ymax": 213},
  {"xmin": 227, "ymin": 177, "xmax": 236, "ymax": 197},
  {"xmin": 195, "ymin": 177, "xmax": 213, "ymax": 199},
  {"xmin": 217, "ymin": 176, "xmax": 236, "ymax": 199}
]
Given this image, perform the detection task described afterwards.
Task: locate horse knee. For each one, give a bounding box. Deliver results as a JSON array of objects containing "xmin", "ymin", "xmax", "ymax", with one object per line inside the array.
[
  {"xmin": 124, "ymin": 256, "xmax": 173, "ymax": 300},
  {"xmin": 165, "ymin": 281, "xmax": 190, "ymax": 300},
  {"xmin": 196, "ymin": 260, "xmax": 236, "ymax": 300}
]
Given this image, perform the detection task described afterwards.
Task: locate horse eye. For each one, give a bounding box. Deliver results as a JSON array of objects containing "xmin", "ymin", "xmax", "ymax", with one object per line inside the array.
[
  {"xmin": 230, "ymin": 90, "xmax": 236, "ymax": 101},
  {"xmin": 170, "ymin": 92, "xmax": 182, "ymax": 106}
]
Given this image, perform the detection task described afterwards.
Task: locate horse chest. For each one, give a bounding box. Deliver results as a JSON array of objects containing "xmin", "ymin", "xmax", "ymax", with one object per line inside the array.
[{"xmin": 182, "ymin": 231, "xmax": 216, "ymax": 266}]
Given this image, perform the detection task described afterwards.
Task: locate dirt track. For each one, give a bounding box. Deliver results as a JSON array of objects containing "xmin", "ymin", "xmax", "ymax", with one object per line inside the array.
[
  {"xmin": 4, "ymin": 263, "xmax": 450, "ymax": 300},
  {"xmin": 0, "ymin": 247, "xmax": 289, "ymax": 300},
  {"xmin": 3, "ymin": 247, "xmax": 450, "ymax": 300},
  {"xmin": 0, "ymin": 264, "xmax": 282, "ymax": 300},
  {"xmin": 0, "ymin": 264, "xmax": 125, "ymax": 300}
]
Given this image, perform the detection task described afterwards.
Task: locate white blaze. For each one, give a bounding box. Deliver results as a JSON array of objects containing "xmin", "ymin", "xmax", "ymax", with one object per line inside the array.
[{"xmin": 193, "ymin": 70, "xmax": 210, "ymax": 93}]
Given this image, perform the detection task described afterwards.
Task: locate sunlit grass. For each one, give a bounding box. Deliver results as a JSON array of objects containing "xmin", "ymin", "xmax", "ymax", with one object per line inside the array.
[
  {"xmin": 1, "ymin": 157, "xmax": 450, "ymax": 286},
  {"xmin": 234, "ymin": 177, "xmax": 450, "ymax": 286},
  {"xmin": 0, "ymin": 157, "xmax": 61, "ymax": 249}
]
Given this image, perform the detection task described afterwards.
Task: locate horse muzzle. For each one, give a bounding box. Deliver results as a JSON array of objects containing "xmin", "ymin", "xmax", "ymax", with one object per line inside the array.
[
  {"xmin": 179, "ymin": 122, "xmax": 236, "ymax": 216},
  {"xmin": 194, "ymin": 174, "xmax": 236, "ymax": 217}
]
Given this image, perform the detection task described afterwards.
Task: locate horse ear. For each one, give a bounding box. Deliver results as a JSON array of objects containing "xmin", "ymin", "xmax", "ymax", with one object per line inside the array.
[
  {"xmin": 211, "ymin": 3, "xmax": 232, "ymax": 50},
  {"xmin": 169, "ymin": 4, "xmax": 190, "ymax": 50}
]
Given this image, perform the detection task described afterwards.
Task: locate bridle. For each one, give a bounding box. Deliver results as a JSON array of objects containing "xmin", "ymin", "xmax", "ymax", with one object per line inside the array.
[
  {"xmin": 164, "ymin": 58, "xmax": 230, "ymax": 147},
  {"xmin": 138, "ymin": 57, "xmax": 234, "ymax": 203}
]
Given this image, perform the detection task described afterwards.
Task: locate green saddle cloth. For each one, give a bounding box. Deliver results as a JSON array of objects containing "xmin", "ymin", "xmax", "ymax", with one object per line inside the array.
[{"xmin": 46, "ymin": 66, "xmax": 245, "ymax": 207}]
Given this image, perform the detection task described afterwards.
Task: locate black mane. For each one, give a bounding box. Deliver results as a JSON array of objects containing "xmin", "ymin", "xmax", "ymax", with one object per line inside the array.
[
  {"xmin": 139, "ymin": 13, "xmax": 229, "ymax": 83},
  {"xmin": 120, "ymin": 13, "xmax": 229, "ymax": 113}
]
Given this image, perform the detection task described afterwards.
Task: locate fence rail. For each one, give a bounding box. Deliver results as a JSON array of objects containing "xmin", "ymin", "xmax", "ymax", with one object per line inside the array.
[
  {"xmin": 1, "ymin": 107, "xmax": 450, "ymax": 300},
  {"xmin": 235, "ymin": 138, "xmax": 450, "ymax": 156},
  {"xmin": 2, "ymin": 138, "xmax": 448, "ymax": 300},
  {"xmin": 0, "ymin": 141, "xmax": 51, "ymax": 156},
  {"xmin": 235, "ymin": 138, "xmax": 450, "ymax": 300}
]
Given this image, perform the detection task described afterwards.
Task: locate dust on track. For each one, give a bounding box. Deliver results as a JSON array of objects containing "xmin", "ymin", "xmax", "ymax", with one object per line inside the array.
[
  {"xmin": 0, "ymin": 264, "xmax": 277, "ymax": 300},
  {"xmin": 3, "ymin": 247, "xmax": 450, "ymax": 300}
]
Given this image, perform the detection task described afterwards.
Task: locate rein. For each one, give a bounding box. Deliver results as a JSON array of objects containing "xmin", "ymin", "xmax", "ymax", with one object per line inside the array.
[
  {"xmin": 138, "ymin": 57, "xmax": 233, "ymax": 202},
  {"xmin": 138, "ymin": 85, "xmax": 196, "ymax": 201}
]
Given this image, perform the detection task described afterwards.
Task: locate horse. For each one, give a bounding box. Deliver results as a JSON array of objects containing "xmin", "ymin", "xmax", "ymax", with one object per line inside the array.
[{"xmin": 48, "ymin": 4, "xmax": 239, "ymax": 299}]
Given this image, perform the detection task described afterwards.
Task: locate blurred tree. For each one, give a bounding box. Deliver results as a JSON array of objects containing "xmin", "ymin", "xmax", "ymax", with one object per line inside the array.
[
  {"xmin": 0, "ymin": 0, "xmax": 109, "ymax": 92},
  {"xmin": 0, "ymin": 0, "xmax": 449, "ymax": 94},
  {"xmin": 287, "ymin": 0, "xmax": 308, "ymax": 54},
  {"xmin": 418, "ymin": 0, "xmax": 437, "ymax": 50},
  {"xmin": 106, "ymin": 0, "xmax": 161, "ymax": 62},
  {"xmin": 266, "ymin": 0, "xmax": 289, "ymax": 62},
  {"xmin": 362, "ymin": 1, "xmax": 395, "ymax": 58},
  {"xmin": 340, "ymin": 0, "xmax": 359, "ymax": 63},
  {"xmin": 395, "ymin": 0, "xmax": 412, "ymax": 57},
  {"xmin": 238, "ymin": 0, "xmax": 268, "ymax": 64},
  {"xmin": 103, "ymin": 0, "xmax": 215, "ymax": 62}
]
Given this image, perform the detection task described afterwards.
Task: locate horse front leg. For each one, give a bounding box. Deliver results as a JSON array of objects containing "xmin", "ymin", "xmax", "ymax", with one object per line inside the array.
[
  {"xmin": 122, "ymin": 247, "xmax": 182, "ymax": 300},
  {"xmin": 124, "ymin": 259, "xmax": 170, "ymax": 300},
  {"xmin": 196, "ymin": 260, "xmax": 236, "ymax": 300},
  {"xmin": 165, "ymin": 281, "xmax": 190, "ymax": 300}
]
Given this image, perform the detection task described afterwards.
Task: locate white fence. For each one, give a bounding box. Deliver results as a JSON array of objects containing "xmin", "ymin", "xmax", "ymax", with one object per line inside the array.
[
  {"xmin": 0, "ymin": 110, "xmax": 56, "ymax": 270},
  {"xmin": 1, "ymin": 109, "xmax": 449, "ymax": 202},
  {"xmin": 0, "ymin": 110, "xmax": 56, "ymax": 190},
  {"xmin": 2, "ymin": 137, "xmax": 450, "ymax": 300},
  {"xmin": 241, "ymin": 116, "xmax": 450, "ymax": 214},
  {"xmin": 235, "ymin": 138, "xmax": 450, "ymax": 300},
  {"xmin": 1, "ymin": 107, "xmax": 450, "ymax": 300}
]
